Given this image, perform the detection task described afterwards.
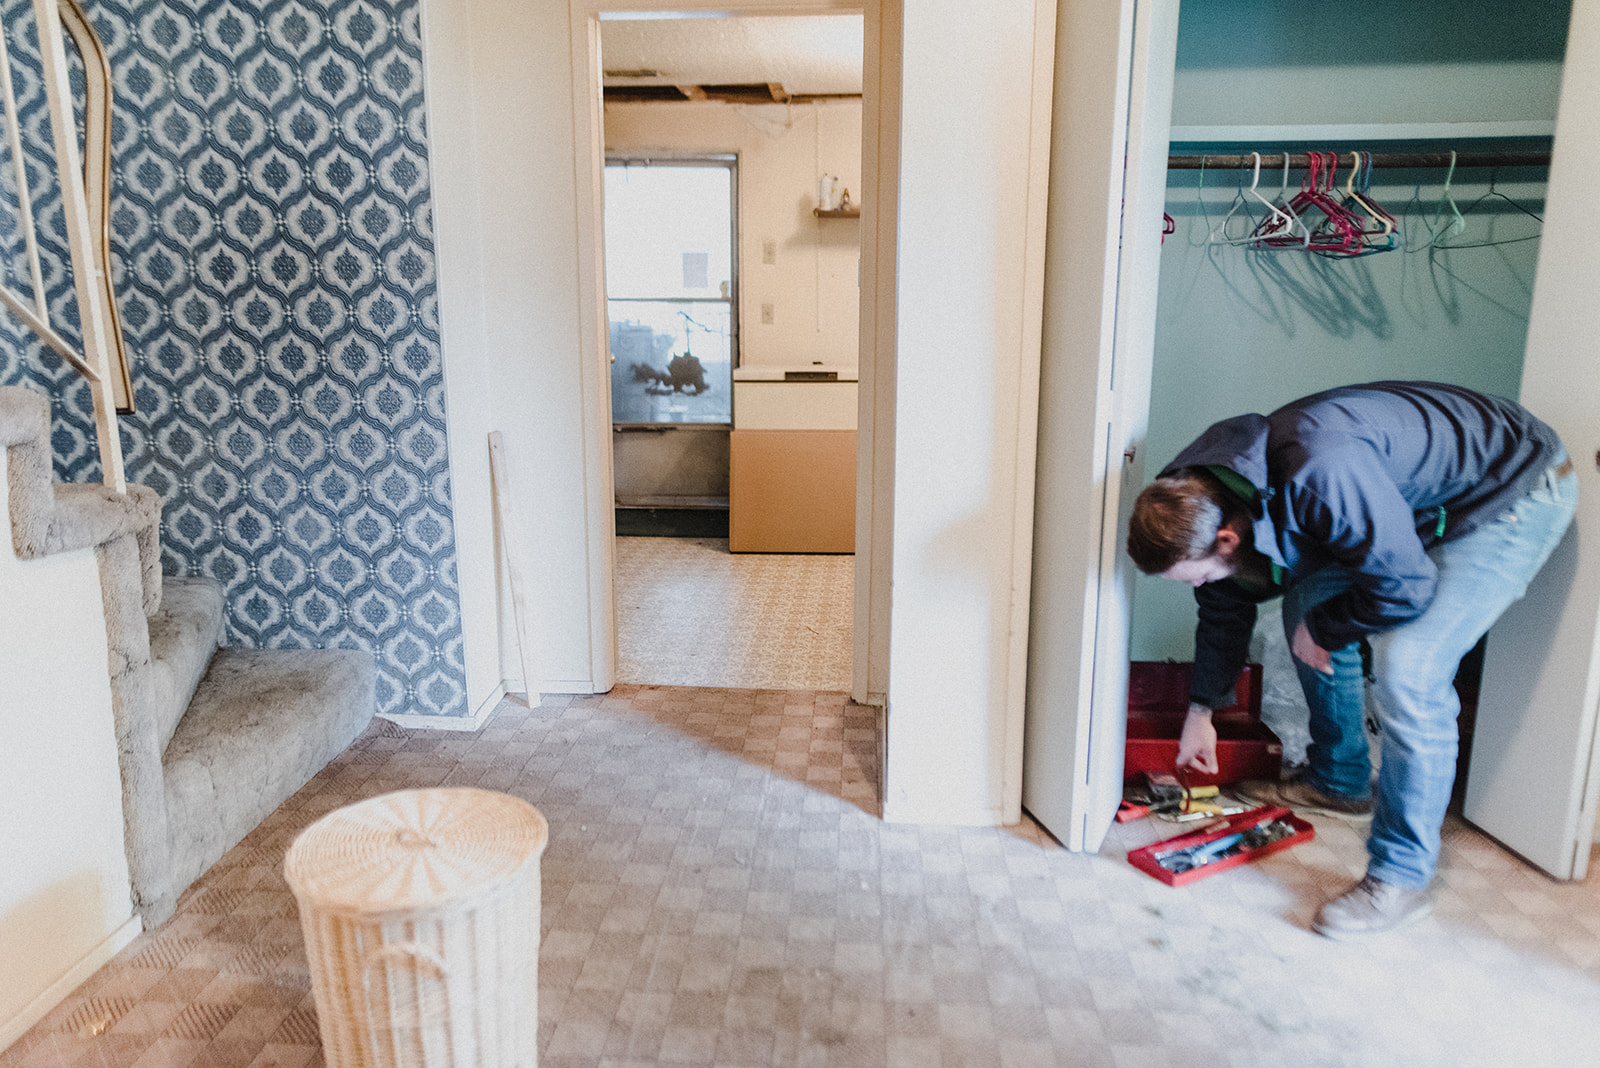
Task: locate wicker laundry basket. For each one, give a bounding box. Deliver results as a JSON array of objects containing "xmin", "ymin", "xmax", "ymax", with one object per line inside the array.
[{"xmin": 284, "ymin": 788, "xmax": 549, "ymax": 1068}]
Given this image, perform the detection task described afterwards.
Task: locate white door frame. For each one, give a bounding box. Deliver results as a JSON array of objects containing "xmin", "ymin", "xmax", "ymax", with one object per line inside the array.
[
  {"xmin": 1466, "ymin": 0, "xmax": 1600, "ymax": 880},
  {"xmin": 566, "ymin": 1, "xmax": 882, "ymax": 700},
  {"xmin": 1023, "ymin": 0, "xmax": 1179, "ymax": 850},
  {"xmin": 1032, "ymin": 0, "xmax": 1600, "ymax": 869}
]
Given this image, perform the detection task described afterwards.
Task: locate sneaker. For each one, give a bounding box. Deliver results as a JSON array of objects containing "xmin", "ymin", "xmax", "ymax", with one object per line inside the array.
[
  {"xmin": 1234, "ymin": 774, "xmax": 1373, "ymax": 820},
  {"xmin": 1313, "ymin": 874, "xmax": 1433, "ymax": 940}
]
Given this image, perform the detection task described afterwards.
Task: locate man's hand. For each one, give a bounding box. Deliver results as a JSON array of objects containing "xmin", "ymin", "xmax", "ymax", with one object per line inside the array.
[
  {"xmin": 1176, "ymin": 704, "xmax": 1219, "ymax": 775},
  {"xmin": 1292, "ymin": 621, "xmax": 1334, "ymax": 675}
]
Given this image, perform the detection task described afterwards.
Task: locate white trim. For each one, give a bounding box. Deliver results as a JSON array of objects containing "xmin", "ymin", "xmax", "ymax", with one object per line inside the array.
[
  {"xmin": 1, "ymin": 914, "xmax": 140, "ymax": 1051},
  {"xmin": 999, "ymin": 0, "xmax": 1058, "ymax": 826},
  {"xmin": 571, "ymin": 0, "xmax": 877, "ymax": 706},
  {"xmin": 379, "ymin": 711, "xmax": 492, "ymax": 732},
  {"xmin": 853, "ymin": 0, "xmax": 895, "ymax": 708},
  {"xmin": 569, "ymin": 7, "xmax": 619, "ymax": 695},
  {"xmin": 535, "ymin": 679, "xmax": 606, "ymax": 694},
  {"xmin": 1168, "ymin": 121, "xmax": 1557, "ymax": 143},
  {"xmin": 380, "ymin": 683, "xmax": 506, "ymax": 731}
]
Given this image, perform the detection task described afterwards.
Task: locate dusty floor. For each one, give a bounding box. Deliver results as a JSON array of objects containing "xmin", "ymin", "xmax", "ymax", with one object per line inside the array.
[
  {"xmin": 6, "ymin": 684, "xmax": 1600, "ymax": 1067},
  {"xmin": 7, "ymin": 541, "xmax": 1600, "ymax": 1066}
]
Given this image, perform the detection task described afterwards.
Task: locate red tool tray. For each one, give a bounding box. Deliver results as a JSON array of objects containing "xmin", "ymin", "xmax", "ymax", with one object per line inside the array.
[
  {"xmin": 1127, "ymin": 805, "xmax": 1314, "ymax": 886},
  {"xmin": 1124, "ymin": 660, "xmax": 1282, "ymax": 787}
]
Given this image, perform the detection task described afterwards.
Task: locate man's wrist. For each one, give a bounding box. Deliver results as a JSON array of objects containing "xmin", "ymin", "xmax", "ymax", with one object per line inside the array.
[{"xmin": 1186, "ymin": 703, "xmax": 1213, "ymax": 719}]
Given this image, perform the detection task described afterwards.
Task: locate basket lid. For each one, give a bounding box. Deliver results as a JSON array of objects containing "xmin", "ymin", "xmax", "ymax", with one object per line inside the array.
[{"xmin": 283, "ymin": 788, "xmax": 548, "ymax": 916}]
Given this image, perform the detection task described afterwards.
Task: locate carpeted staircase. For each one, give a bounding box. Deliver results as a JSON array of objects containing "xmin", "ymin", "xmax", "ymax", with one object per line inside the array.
[{"xmin": 2, "ymin": 385, "xmax": 375, "ymax": 927}]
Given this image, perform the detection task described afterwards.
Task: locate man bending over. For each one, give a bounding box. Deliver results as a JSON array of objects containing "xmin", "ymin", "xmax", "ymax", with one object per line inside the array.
[{"xmin": 1127, "ymin": 381, "xmax": 1576, "ymax": 939}]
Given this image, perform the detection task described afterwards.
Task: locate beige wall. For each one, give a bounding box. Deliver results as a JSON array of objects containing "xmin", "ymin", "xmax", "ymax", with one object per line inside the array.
[
  {"xmin": 605, "ymin": 100, "xmax": 862, "ymax": 372},
  {"xmin": 881, "ymin": 0, "xmax": 1057, "ymax": 824},
  {"xmin": 424, "ymin": 0, "xmax": 604, "ymax": 698},
  {"xmin": 0, "ymin": 470, "xmax": 140, "ymax": 1045},
  {"xmin": 426, "ymin": 0, "xmax": 1060, "ymax": 827}
]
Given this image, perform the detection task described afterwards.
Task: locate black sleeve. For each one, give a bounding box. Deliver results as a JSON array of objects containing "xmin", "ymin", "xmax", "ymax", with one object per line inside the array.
[{"xmin": 1190, "ymin": 580, "xmax": 1260, "ymax": 709}]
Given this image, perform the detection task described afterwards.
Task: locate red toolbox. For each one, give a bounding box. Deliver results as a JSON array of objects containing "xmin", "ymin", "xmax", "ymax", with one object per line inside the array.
[
  {"xmin": 1124, "ymin": 661, "xmax": 1282, "ymax": 787},
  {"xmin": 1127, "ymin": 805, "xmax": 1314, "ymax": 886}
]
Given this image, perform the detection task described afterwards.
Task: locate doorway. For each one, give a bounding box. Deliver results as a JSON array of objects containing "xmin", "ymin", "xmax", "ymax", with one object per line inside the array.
[
  {"xmin": 594, "ymin": 11, "xmax": 866, "ymax": 692},
  {"xmin": 1025, "ymin": 0, "xmax": 1600, "ymax": 878}
]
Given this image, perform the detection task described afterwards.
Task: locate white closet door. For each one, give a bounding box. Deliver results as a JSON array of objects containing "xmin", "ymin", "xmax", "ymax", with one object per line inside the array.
[
  {"xmin": 1023, "ymin": 0, "xmax": 1178, "ymax": 850},
  {"xmin": 1465, "ymin": 2, "xmax": 1600, "ymax": 880}
]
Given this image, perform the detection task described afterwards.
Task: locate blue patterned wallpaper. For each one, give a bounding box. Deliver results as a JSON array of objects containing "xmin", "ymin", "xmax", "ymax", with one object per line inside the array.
[{"xmin": 0, "ymin": 0, "xmax": 467, "ymax": 718}]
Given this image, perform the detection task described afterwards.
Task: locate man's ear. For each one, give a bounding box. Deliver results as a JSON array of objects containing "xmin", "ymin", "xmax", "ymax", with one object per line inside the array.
[{"xmin": 1213, "ymin": 524, "xmax": 1242, "ymax": 558}]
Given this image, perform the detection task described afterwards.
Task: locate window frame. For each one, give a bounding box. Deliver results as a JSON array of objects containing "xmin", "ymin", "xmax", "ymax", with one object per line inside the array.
[{"xmin": 604, "ymin": 153, "xmax": 740, "ymax": 428}]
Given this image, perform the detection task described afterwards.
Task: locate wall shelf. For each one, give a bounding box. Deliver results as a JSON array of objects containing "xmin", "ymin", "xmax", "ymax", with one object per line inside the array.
[{"xmin": 813, "ymin": 208, "xmax": 860, "ymax": 218}]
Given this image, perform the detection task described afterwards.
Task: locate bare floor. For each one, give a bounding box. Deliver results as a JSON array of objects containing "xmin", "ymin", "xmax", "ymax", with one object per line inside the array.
[
  {"xmin": 5, "ymin": 684, "xmax": 1600, "ymax": 1068},
  {"xmin": 7, "ymin": 542, "xmax": 1600, "ymax": 1065},
  {"xmin": 614, "ymin": 537, "xmax": 852, "ymax": 691}
]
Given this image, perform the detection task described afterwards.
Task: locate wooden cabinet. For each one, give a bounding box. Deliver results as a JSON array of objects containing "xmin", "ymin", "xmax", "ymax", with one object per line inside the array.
[{"xmin": 729, "ymin": 429, "xmax": 856, "ymax": 553}]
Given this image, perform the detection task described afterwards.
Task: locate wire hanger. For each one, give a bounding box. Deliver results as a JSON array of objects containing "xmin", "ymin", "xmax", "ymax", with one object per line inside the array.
[
  {"xmin": 1429, "ymin": 166, "xmax": 1545, "ymax": 249},
  {"xmin": 1427, "ymin": 150, "xmax": 1467, "ymax": 249}
]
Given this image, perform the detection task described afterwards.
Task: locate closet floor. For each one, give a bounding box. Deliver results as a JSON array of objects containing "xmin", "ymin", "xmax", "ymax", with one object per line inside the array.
[
  {"xmin": 5, "ymin": 688, "xmax": 1600, "ymax": 1067},
  {"xmin": 615, "ymin": 536, "xmax": 853, "ymax": 691}
]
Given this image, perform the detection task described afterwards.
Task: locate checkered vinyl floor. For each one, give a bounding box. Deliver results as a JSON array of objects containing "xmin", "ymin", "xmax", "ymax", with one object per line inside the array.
[
  {"xmin": 5, "ymin": 684, "xmax": 1600, "ymax": 1068},
  {"xmin": 614, "ymin": 538, "xmax": 853, "ymax": 691}
]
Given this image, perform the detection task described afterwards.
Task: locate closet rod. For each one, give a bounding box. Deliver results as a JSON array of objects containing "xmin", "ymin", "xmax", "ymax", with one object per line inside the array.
[{"xmin": 1167, "ymin": 151, "xmax": 1551, "ymax": 170}]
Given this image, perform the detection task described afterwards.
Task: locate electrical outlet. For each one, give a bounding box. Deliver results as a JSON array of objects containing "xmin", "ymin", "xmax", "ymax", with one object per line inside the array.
[
  {"xmin": 762, "ymin": 238, "xmax": 776, "ymax": 264},
  {"xmin": 761, "ymin": 303, "xmax": 775, "ymax": 324}
]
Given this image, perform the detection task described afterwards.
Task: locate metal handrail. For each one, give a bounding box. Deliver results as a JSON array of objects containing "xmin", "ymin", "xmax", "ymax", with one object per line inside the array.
[
  {"xmin": 0, "ymin": 0, "xmax": 128, "ymax": 490},
  {"xmin": 59, "ymin": 0, "xmax": 133, "ymax": 414}
]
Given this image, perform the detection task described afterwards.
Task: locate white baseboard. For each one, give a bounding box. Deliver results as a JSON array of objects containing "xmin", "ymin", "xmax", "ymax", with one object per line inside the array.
[
  {"xmin": 379, "ymin": 683, "xmax": 507, "ymax": 732},
  {"xmin": 2, "ymin": 913, "xmax": 142, "ymax": 1052},
  {"xmin": 379, "ymin": 677, "xmax": 607, "ymax": 732},
  {"xmin": 527, "ymin": 678, "xmax": 604, "ymax": 695}
]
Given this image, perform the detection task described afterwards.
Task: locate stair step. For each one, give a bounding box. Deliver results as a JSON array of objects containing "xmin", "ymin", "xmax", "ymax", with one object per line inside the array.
[
  {"xmin": 162, "ymin": 647, "xmax": 376, "ymax": 897},
  {"xmin": 2, "ymin": 385, "xmax": 162, "ymax": 615},
  {"xmin": 148, "ymin": 577, "xmax": 226, "ymax": 753}
]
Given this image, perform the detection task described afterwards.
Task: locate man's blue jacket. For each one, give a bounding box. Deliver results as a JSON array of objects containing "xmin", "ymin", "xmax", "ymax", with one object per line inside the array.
[{"xmin": 1160, "ymin": 381, "xmax": 1564, "ymax": 709}]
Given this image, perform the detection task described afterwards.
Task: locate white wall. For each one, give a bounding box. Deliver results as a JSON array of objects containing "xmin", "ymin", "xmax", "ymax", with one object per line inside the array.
[
  {"xmin": 882, "ymin": 0, "xmax": 1056, "ymax": 825},
  {"xmin": 424, "ymin": 0, "xmax": 604, "ymax": 697},
  {"xmin": 0, "ymin": 468, "xmax": 140, "ymax": 1047},
  {"xmin": 427, "ymin": 0, "xmax": 1059, "ymax": 828},
  {"xmin": 605, "ymin": 101, "xmax": 863, "ymax": 371},
  {"xmin": 426, "ymin": 0, "xmax": 869, "ymax": 700}
]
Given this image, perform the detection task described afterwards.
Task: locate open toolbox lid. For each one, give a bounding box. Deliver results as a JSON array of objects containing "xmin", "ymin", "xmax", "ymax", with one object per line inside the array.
[
  {"xmin": 1127, "ymin": 660, "xmax": 1262, "ymax": 718},
  {"xmin": 1124, "ymin": 662, "xmax": 1282, "ymax": 787}
]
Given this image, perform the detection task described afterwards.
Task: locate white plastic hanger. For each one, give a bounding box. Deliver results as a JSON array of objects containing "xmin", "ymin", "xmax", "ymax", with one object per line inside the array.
[
  {"xmin": 1250, "ymin": 152, "xmax": 1311, "ymax": 249},
  {"xmin": 1207, "ymin": 156, "xmax": 1256, "ymax": 246}
]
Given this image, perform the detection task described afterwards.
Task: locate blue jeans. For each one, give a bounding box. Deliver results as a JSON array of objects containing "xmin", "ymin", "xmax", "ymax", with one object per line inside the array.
[{"xmin": 1280, "ymin": 461, "xmax": 1578, "ymax": 888}]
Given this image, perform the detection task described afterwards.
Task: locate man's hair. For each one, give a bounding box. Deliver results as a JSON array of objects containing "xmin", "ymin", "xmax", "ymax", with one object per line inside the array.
[{"xmin": 1126, "ymin": 468, "xmax": 1246, "ymax": 575}]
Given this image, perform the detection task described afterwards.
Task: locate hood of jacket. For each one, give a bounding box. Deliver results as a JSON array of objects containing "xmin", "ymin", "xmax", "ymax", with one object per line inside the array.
[{"xmin": 1158, "ymin": 412, "xmax": 1287, "ymax": 568}]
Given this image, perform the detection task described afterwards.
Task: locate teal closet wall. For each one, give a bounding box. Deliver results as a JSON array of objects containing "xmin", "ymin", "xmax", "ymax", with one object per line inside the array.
[{"xmin": 1131, "ymin": 0, "xmax": 1572, "ymax": 661}]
